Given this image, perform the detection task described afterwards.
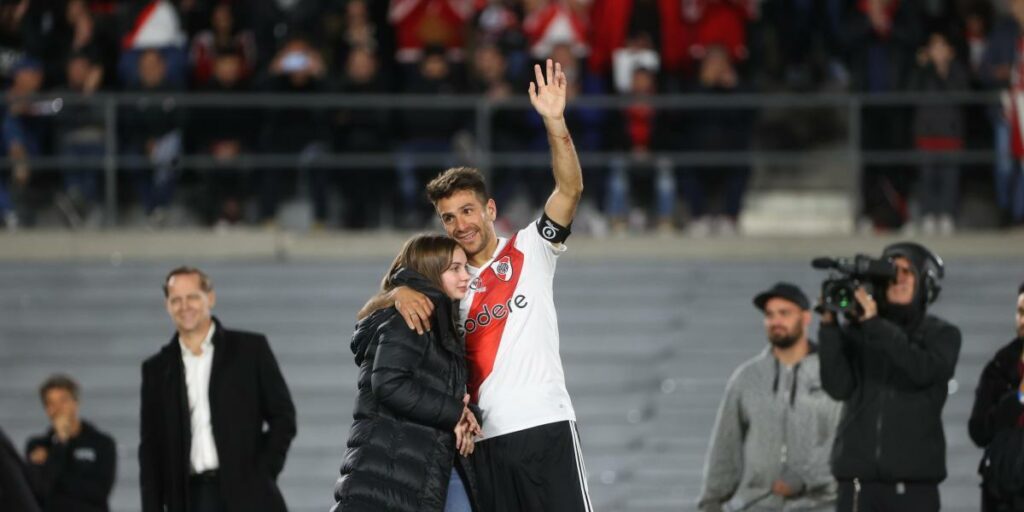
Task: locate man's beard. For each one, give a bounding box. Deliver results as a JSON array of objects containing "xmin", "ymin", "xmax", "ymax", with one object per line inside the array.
[
  {"xmin": 1018, "ymin": 325, "xmax": 1024, "ymax": 340},
  {"xmin": 461, "ymin": 227, "xmax": 491, "ymax": 260},
  {"xmin": 769, "ymin": 326, "xmax": 803, "ymax": 349}
]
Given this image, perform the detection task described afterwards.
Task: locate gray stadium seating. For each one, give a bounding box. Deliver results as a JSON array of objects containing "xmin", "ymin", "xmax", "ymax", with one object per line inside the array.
[{"xmin": 1, "ymin": 257, "xmax": 1019, "ymax": 511}]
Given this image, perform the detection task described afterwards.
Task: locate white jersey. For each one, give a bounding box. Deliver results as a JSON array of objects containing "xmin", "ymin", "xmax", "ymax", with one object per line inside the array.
[{"xmin": 458, "ymin": 220, "xmax": 576, "ymax": 439}]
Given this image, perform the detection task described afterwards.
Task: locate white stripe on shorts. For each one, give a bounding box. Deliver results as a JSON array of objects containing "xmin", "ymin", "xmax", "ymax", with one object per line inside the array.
[{"xmin": 570, "ymin": 421, "xmax": 595, "ymax": 512}]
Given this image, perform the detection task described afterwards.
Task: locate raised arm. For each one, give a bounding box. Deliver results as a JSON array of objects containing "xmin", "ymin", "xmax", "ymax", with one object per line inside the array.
[
  {"xmin": 859, "ymin": 316, "xmax": 960, "ymax": 388},
  {"xmin": 530, "ymin": 59, "xmax": 583, "ymax": 228}
]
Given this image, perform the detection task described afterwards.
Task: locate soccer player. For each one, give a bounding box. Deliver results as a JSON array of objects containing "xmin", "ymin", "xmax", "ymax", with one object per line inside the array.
[{"xmin": 363, "ymin": 59, "xmax": 591, "ymax": 511}]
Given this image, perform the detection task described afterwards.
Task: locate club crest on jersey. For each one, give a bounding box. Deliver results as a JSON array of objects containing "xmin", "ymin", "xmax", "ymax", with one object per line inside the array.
[
  {"xmin": 491, "ymin": 256, "xmax": 513, "ymax": 282},
  {"xmin": 469, "ymin": 277, "xmax": 486, "ymax": 292}
]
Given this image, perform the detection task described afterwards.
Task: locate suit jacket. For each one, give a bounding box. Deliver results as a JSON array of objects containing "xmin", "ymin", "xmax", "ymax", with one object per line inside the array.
[
  {"xmin": 0, "ymin": 426, "xmax": 41, "ymax": 512},
  {"xmin": 138, "ymin": 317, "xmax": 296, "ymax": 512}
]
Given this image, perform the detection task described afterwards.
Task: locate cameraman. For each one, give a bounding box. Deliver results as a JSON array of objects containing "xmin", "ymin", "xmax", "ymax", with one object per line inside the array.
[{"xmin": 818, "ymin": 242, "xmax": 961, "ymax": 512}]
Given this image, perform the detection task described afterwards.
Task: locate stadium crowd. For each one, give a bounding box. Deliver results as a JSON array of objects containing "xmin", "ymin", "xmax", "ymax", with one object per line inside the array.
[{"xmin": 0, "ymin": 0, "xmax": 1020, "ymax": 233}]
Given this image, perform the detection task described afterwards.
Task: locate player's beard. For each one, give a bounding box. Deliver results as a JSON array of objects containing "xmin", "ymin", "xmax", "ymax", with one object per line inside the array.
[{"xmin": 463, "ymin": 225, "xmax": 494, "ymax": 262}]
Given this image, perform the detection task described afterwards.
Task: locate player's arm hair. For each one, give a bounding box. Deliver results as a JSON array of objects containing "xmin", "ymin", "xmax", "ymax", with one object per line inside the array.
[
  {"xmin": 542, "ymin": 117, "xmax": 583, "ymax": 228},
  {"xmin": 357, "ymin": 290, "xmax": 394, "ymax": 320}
]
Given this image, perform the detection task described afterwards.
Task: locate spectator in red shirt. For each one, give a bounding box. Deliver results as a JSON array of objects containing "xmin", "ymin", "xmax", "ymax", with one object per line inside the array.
[
  {"xmin": 389, "ymin": 0, "xmax": 473, "ymax": 64},
  {"xmin": 588, "ymin": 0, "xmax": 690, "ymax": 78},
  {"xmin": 606, "ymin": 66, "xmax": 677, "ymax": 233},
  {"xmin": 907, "ymin": 30, "xmax": 968, "ymax": 235}
]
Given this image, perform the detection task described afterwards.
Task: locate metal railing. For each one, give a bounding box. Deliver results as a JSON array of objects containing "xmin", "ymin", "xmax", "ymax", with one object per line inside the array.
[{"xmin": 2, "ymin": 90, "xmax": 1001, "ymax": 227}]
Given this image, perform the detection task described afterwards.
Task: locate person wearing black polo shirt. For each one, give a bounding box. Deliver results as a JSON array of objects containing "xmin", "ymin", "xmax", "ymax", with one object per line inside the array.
[{"xmin": 25, "ymin": 374, "xmax": 116, "ymax": 512}]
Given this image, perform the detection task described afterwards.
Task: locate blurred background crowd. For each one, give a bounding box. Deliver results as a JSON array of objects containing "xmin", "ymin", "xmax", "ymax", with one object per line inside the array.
[{"xmin": 0, "ymin": 0, "xmax": 1020, "ymax": 235}]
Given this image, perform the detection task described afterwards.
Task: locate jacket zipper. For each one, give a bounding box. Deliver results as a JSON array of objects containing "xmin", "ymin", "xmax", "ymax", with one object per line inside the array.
[
  {"xmin": 875, "ymin": 388, "xmax": 886, "ymax": 463},
  {"xmin": 874, "ymin": 414, "xmax": 883, "ymax": 462},
  {"xmin": 853, "ymin": 478, "xmax": 861, "ymax": 512},
  {"xmin": 779, "ymin": 365, "xmax": 791, "ymax": 506}
]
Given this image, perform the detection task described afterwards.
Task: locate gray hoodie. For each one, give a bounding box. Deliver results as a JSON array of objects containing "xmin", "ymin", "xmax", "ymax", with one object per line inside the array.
[{"xmin": 698, "ymin": 346, "xmax": 842, "ymax": 512}]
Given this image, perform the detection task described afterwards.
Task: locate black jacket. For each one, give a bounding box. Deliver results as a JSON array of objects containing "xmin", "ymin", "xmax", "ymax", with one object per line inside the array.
[
  {"xmin": 839, "ymin": 0, "xmax": 923, "ymax": 92},
  {"xmin": 333, "ymin": 270, "xmax": 479, "ymax": 512},
  {"xmin": 1, "ymin": 426, "xmax": 41, "ymax": 512},
  {"xmin": 139, "ymin": 318, "xmax": 296, "ymax": 512},
  {"xmin": 970, "ymin": 337, "xmax": 1024, "ymax": 511},
  {"xmin": 120, "ymin": 85, "xmax": 184, "ymax": 153},
  {"xmin": 969, "ymin": 337, "xmax": 1024, "ymax": 449},
  {"xmin": 819, "ymin": 314, "xmax": 961, "ymax": 483},
  {"xmin": 907, "ymin": 61, "xmax": 969, "ymax": 143},
  {"xmin": 25, "ymin": 421, "xmax": 116, "ymax": 512}
]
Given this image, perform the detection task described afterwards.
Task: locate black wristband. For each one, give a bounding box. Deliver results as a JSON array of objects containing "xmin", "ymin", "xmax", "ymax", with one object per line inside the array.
[{"xmin": 537, "ymin": 213, "xmax": 571, "ymax": 244}]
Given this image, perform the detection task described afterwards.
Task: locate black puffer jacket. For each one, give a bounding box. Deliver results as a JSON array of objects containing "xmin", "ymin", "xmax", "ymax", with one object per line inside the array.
[
  {"xmin": 819, "ymin": 314, "xmax": 961, "ymax": 483},
  {"xmin": 333, "ymin": 270, "xmax": 478, "ymax": 512}
]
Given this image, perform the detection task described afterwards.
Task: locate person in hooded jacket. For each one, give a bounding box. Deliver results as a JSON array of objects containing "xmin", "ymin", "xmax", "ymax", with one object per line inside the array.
[
  {"xmin": 699, "ymin": 283, "xmax": 842, "ymax": 512},
  {"xmin": 818, "ymin": 241, "xmax": 961, "ymax": 512},
  {"xmin": 968, "ymin": 281, "xmax": 1024, "ymax": 511},
  {"xmin": 333, "ymin": 234, "xmax": 482, "ymax": 512}
]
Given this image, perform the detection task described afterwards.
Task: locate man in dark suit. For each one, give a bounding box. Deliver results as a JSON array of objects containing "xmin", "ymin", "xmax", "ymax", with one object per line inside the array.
[
  {"xmin": 1, "ymin": 426, "xmax": 41, "ymax": 512},
  {"xmin": 139, "ymin": 266, "xmax": 296, "ymax": 512}
]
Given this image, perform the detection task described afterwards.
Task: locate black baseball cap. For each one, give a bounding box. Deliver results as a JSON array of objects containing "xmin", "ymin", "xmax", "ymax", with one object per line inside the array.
[{"xmin": 754, "ymin": 282, "xmax": 810, "ymax": 311}]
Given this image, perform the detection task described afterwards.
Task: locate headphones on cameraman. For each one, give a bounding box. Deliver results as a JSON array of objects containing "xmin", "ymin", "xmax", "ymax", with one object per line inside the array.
[{"xmin": 882, "ymin": 242, "xmax": 945, "ymax": 304}]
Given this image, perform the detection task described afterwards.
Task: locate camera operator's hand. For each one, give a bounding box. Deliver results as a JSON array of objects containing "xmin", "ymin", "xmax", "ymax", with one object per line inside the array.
[
  {"xmin": 854, "ymin": 287, "xmax": 877, "ymax": 322},
  {"xmin": 816, "ymin": 296, "xmax": 837, "ymax": 325}
]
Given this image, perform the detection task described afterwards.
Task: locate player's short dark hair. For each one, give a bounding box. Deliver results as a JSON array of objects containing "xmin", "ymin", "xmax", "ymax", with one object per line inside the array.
[
  {"xmin": 39, "ymin": 374, "xmax": 79, "ymax": 404},
  {"xmin": 1019, "ymin": 281, "xmax": 1024, "ymax": 296},
  {"xmin": 425, "ymin": 167, "xmax": 490, "ymax": 206},
  {"xmin": 163, "ymin": 266, "xmax": 214, "ymax": 297}
]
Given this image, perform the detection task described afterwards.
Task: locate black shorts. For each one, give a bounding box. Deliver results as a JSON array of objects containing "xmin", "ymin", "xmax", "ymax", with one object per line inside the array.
[{"xmin": 473, "ymin": 420, "xmax": 594, "ymax": 512}]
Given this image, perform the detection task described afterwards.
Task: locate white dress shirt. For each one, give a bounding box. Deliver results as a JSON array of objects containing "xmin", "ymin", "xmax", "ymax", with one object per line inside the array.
[{"xmin": 180, "ymin": 323, "xmax": 219, "ymax": 473}]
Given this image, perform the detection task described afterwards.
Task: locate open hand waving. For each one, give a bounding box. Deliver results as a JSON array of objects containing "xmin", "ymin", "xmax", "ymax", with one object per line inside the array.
[{"xmin": 529, "ymin": 59, "xmax": 567, "ymax": 121}]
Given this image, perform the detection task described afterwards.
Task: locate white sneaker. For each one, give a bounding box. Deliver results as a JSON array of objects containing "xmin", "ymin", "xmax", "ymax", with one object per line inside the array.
[
  {"xmin": 54, "ymin": 193, "xmax": 83, "ymax": 229},
  {"xmin": 856, "ymin": 217, "xmax": 875, "ymax": 235},
  {"xmin": 686, "ymin": 217, "xmax": 712, "ymax": 238},
  {"xmin": 146, "ymin": 208, "xmax": 169, "ymax": 230},
  {"xmin": 3, "ymin": 211, "xmax": 18, "ymax": 231},
  {"xmin": 713, "ymin": 215, "xmax": 738, "ymax": 237},
  {"xmin": 655, "ymin": 219, "xmax": 676, "ymax": 238},
  {"xmin": 938, "ymin": 215, "xmax": 955, "ymax": 236},
  {"xmin": 920, "ymin": 215, "xmax": 938, "ymax": 236},
  {"xmin": 628, "ymin": 208, "xmax": 647, "ymax": 232}
]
